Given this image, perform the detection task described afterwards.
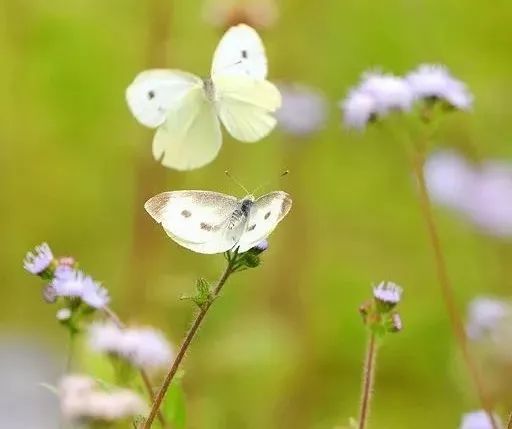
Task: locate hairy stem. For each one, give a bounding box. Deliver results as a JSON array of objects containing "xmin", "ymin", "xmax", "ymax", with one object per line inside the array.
[
  {"xmin": 103, "ymin": 306, "xmax": 167, "ymax": 428},
  {"xmin": 142, "ymin": 255, "xmax": 237, "ymax": 429},
  {"xmin": 410, "ymin": 146, "xmax": 498, "ymax": 429},
  {"xmin": 358, "ymin": 332, "xmax": 377, "ymax": 429}
]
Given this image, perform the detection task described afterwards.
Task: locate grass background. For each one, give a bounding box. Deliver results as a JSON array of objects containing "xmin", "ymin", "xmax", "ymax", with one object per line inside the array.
[{"xmin": 2, "ymin": 0, "xmax": 512, "ymax": 427}]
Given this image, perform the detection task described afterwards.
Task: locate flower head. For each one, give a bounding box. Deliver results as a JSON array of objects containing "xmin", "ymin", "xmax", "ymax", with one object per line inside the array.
[
  {"xmin": 276, "ymin": 83, "xmax": 327, "ymax": 137},
  {"xmin": 464, "ymin": 162, "xmax": 512, "ymax": 238},
  {"xmin": 466, "ymin": 296, "xmax": 511, "ymax": 341},
  {"xmin": 56, "ymin": 308, "xmax": 72, "ymax": 321},
  {"xmin": 406, "ymin": 64, "xmax": 473, "ymax": 110},
  {"xmin": 341, "ymin": 71, "xmax": 413, "ymax": 130},
  {"xmin": 459, "ymin": 410, "xmax": 502, "ymax": 429},
  {"xmin": 424, "ymin": 151, "xmax": 476, "ymax": 211},
  {"xmin": 23, "ymin": 243, "xmax": 54, "ymax": 275},
  {"xmin": 88, "ymin": 322, "xmax": 173, "ymax": 370},
  {"xmin": 358, "ymin": 72, "xmax": 414, "ymax": 114},
  {"xmin": 373, "ymin": 281, "xmax": 403, "ymax": 306},
  {"xmin": 340, "ymin": 89, "xmax": 378, "ymax": 130},
  {"xmin": 51, "ymin": 270, "xmax": 109, "ymax": 309},
  {"xmin": 59, "ymin": 374, "xmax": 146, "ymax": 423}
]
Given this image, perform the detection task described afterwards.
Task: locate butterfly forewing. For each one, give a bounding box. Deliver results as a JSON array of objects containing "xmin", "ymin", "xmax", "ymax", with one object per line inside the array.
[
  {"xmin": 211, "ymin": 24, "xmax": 268, "ymax": 80},
  {"xmin": 237, "ymin": 192, "xmax": 292, "ymax": 252},
  {"xmin": 126, "ymin": 70, "xmax": 201, "ymax": 128},
  {"xmin": 145, "ymin": 191, "xmax": 244, "ymax": 254}
]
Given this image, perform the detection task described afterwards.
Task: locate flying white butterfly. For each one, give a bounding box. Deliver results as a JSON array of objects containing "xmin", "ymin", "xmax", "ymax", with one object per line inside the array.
[
  {"xmin": 144, "ymin": 190, "xmax": 292, "ymax": 254},
  {"xmin": 126, "ymin": 24, "xmax": 281, "ymax": 171}
]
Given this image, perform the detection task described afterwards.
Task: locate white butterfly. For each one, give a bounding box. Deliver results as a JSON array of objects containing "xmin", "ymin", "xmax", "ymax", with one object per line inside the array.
[
  {"xmin": 144, "ymin": 190, "xmax": 292, "ymax": 254},
  {"xmin": 126, "ymin": 24, "xmax": 281, "ymax": 171}
]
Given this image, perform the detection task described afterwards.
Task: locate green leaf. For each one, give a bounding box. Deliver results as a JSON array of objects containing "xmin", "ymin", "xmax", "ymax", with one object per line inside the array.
[{"xmin": 162, "ymin": 380, "xmax": 186, "ymax": 429}]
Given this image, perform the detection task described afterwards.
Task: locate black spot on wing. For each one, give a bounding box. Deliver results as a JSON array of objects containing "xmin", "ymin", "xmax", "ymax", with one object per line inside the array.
[
  {"xmin": 181, "ymin": 210, "xmax": 192, "ymax": 218},
  {"xmin": 264, "ymin": 211, "xmax": 271, "ymax": 220},
  {"xmin": 241, "ymin": 50, "xmax": 248, "ymax": 59},
  {"xmin": 248, "ymin": 224, "xmax": 256, "ymax": 231},
  {"xmin": 148, "ymin": 90, "xmax": 155, "ymax": 100},
  {"xmin": 200, "ymin": 222, "xmax": 213, "ymax": 231}
]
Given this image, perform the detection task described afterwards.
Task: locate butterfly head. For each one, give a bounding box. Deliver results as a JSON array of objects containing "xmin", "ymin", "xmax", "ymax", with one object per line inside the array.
[{"xmin": 240, "ymin": 197, "xmax": 255, "ymax": 216}]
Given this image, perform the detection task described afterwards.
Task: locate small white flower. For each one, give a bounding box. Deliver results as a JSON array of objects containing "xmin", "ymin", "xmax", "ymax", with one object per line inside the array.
[
  {"xmin": 23, "ymin": 243, "xmax": 54, "ymax": 274},
  {"xmin": 340, "ymin": 89, "xmax": 378, "ymax": 130},
  {"xmin": 373, "ymin": 281, "xmax": 403, "ymax": 305},
  {"xmin": 276, "ymin": 83, "xmax": 327, "ymax": 136},
  {"xmin": 358, "ymin": 71, "xmax": 414, "ymax": 114},
  {"xmin": 466, "ymin": 296, "xmax": 511, "ymax": 340},
  {"xmin": 59, "ymin": 374, "xmax": 146, "ymax": 423},
  {"xmin": 89, "ymin": 322, "xmax": 173, "ymax": 370},
  {"xmin": 406, "ymin": 64, "xmax": 473, "ymax": 110},
  {"xmin": 460, "ymin": 410, "xmax": 502, "ymax": 429},
  {"xmin": 424, "ymin": 150, "xmax": 477, "ymax": 212},
  {"xmin": 56, "ymin": 308, "xmax": 72, "ymax": 321}
]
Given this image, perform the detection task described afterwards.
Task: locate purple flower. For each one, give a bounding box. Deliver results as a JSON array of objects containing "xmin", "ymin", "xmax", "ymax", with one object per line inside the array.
[
  {"xmin": 373, "ymin": 281, "xmax": 403, "ymax": 305},
  {"xmin": 341, "ymin": 71, "xmax": 413, "ymax": 130},
  {"xmin": 406, "ymin": 64, "xmax": 473, "ymax": 110},
  {"xmin": 276, "ymin": 83, "xmax": 327, "ymax": 137},
  {"xmin": 23, "ymin": 243, "xmax": 54, "ymax": 275},
  {"xmin": 51, "ymin": 270, "xmax": 110, "ymax": 309}
]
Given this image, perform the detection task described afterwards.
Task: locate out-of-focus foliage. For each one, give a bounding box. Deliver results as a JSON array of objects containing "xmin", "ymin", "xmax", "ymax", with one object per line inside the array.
[{"xmin": 2, "ymin": 0, "xmax": 512, "ymax": 428}]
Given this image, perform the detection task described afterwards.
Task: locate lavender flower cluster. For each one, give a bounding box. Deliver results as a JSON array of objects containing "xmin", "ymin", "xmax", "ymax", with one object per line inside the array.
[
  {"xmin": 23, "ymin": 243, "xmax": 175, "ymax": 426},
  {"xmin": 341, "ymin": 64, "xmax": 473, "ymax": 129}
]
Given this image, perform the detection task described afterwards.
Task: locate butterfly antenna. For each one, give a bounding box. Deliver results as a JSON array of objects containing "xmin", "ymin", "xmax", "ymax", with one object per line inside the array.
[
  {"xmin": 250, "ymin": 170, "xmax": 289, "ymax": 195},
  {"xmin": 225, "ymin": 170, "xmax": 250, "ymax": 195}
]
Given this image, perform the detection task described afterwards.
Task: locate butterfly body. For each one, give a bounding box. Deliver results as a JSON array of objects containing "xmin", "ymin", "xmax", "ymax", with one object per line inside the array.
[
  {"xmin": 145, "ymin": 191, "xmax": 291, "ymax": 254},
  {"xmin": 126, "ymin": 24, "xmax": 280, "ymax": 171}
]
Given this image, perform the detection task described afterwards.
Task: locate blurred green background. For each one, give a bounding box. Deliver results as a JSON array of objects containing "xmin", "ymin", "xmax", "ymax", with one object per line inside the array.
[{"xmin": 2, "ymin": 0, "xmax": 512, "ymax": 428}]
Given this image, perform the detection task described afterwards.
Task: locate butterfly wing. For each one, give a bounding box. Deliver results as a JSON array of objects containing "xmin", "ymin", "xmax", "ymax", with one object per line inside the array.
[
  {"xmin": 237, "ymin": 191, "xmax": 292, "ymax": 252},
  {"xmin": 211, "ymin": 24, "xmax": 268, "ymax": 80},
  {"xmin": 152, "ymin": 86, "xmax": 222, "ymax": 171},
  {"xmin": 126, "ymin": 69, "xmax": 201, "ymax": 128},
  {"xmin": 214, "ymin": 75, "xmax": 281, "ymax": 142},
  {"xmin": 145, "ymin": 191, "xmax": 246, "ymax": 254}
]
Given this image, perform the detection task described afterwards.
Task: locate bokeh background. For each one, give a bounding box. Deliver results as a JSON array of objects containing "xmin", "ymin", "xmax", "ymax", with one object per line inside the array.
[{"xmin": 2, "ymin": 0, "xmax": 512, "ymax": 427}]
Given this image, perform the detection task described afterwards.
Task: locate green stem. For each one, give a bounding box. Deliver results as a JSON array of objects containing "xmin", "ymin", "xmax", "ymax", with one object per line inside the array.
[
  {"xmin": 410, "ymin": 145, "xmax": 499, "ymax": 429},
  {"xmin": 358, "ymin": 332, "xmax": 377, "ymax": 429},
  {"xmin": 142, "ymin": 252, "xmax": 238, "ymax": 429}
]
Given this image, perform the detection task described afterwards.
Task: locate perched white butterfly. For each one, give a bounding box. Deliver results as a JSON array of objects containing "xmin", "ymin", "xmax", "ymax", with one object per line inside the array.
[
  {"xmin": 144, "ymin": 190, "xmax": 292, "ymax": 254},
  {"xmin": 126, "ymin": 24, "xmax": 281, "ymax": 171}
]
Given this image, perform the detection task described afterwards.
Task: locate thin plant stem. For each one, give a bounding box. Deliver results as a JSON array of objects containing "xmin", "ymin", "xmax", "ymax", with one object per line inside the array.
[
  {"xmin": 103, "ymin": 306, "xmax": 167, "ymax": 428},
  {"xmin": 65, "ymin": 330, "xmax": 76, "ymax": 372},
  {"xmin": 410, "ymin": 145, "xmax": 499, "ymax": 429},
  {"xmin": 507, "ymin": 412, "xmax": 512, "ymax": 429},
  {"xmin": 142, "ymin": 254, "xmax": 238, "ymax": 429},
  {"xmin": 358, "ymin": 332, "xmax": 377, "ymax": 429}
]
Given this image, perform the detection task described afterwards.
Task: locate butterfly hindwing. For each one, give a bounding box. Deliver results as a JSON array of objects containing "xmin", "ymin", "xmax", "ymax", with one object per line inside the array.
[
  {"xmin": 211, "ymin": 24, "xmax": 268, "ymax": 80},
  {"xmin": 145, "ymin": 191, "xmax": 244, "ymax": 254},
  {"xmin": 214, "ymin": 75, "xmax": 281, "ymax": 142},
  {"xmin": 237, "ymin": 191, "xmax": 292, "ymax": 252},
  {"xmin": 153, "ymin": 87, "xmax": 222, "ymax": 171}
]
